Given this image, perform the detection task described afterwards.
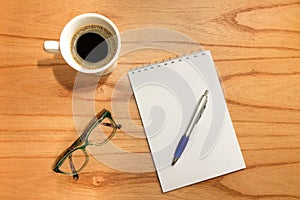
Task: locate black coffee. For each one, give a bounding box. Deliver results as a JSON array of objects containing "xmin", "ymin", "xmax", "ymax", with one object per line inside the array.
[
  {"xmin": 76, "ymin": 32, "xmax": 108, "ymax": 63},
  {"xmin": 71, "ymin": 25, "xmax": 117, "ymax": 69}
]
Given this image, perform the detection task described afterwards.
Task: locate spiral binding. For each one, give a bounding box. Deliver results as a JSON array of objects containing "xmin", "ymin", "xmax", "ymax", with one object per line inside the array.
[{"xmin": 129, "ymin": 50, "xmax": 206, "ymax": 74}]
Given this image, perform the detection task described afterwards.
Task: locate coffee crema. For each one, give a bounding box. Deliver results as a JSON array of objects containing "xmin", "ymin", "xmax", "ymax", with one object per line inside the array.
[{"xmin": 71, "ymin": 24, "xmax": 118, "ymax": 70}]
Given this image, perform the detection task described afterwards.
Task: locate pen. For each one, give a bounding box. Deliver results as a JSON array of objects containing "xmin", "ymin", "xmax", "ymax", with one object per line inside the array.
[{"xmin": 171, "ymin": 90, "xmax": 209, "ymax": 166}]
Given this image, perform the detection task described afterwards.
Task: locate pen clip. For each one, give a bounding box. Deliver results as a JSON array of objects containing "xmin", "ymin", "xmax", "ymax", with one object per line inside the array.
[
  {"xmin": 195, "ymin": 104, "xmax": 206, "ymax": 124},
  {"xmin": 194, "ymin": 90, "xmax": 209, "ymax": 124},
  {"xmin": 195, "ymin": 113, "xmax": 202, "ymax": 124}
]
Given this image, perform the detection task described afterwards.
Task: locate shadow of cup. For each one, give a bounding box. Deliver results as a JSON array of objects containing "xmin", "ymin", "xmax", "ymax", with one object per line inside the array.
[
  {"xmin": 37, "ymin": 54, "xmax": 77, "ymax": 91},
  {"xmin": 37, "ymin": 54, "xmax": 112, "ymax": 92}
]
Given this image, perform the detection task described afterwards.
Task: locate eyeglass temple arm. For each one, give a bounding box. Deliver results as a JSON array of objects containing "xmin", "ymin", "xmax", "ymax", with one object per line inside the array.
[
  {"xmin": 101, "ymin": 122, "xmax": 122, "ymax": 129},
  {"xmin": 68, "ymin": 155, "xmax": 79, "ymax": 181}
]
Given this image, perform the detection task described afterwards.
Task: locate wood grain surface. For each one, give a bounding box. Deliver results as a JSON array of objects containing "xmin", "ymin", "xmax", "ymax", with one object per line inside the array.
[{"xmin": 0, "ymin": 0, "xmax": 299, "ymax": 199}]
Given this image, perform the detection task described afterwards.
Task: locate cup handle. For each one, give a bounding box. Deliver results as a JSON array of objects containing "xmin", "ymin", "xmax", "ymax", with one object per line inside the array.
[{"xmin": 43, "ymin": 41, "xmax": 60, "ymax": 54}]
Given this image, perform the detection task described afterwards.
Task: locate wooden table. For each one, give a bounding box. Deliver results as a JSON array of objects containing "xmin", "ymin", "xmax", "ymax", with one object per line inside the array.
[{"xmin": 1, "ymin": 0, "xmax": 299, "ymax": 199}]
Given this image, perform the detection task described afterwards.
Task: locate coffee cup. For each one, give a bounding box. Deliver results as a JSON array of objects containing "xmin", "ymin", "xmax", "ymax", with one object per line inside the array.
[{"xmin": 43, "ymin": 13, "xmax": 121, "ymax": 74}]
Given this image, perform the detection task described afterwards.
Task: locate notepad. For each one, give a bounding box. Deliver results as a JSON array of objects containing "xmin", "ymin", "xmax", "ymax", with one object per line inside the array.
[{"xmin": 128, "ymin": 50, "xmax": 246, "ymax": 192}]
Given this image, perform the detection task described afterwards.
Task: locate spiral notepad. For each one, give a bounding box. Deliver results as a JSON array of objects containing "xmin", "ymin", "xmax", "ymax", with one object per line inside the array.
[{"xmin": 128, "ymin": 50, "xmax": 245, "ymax": 192}]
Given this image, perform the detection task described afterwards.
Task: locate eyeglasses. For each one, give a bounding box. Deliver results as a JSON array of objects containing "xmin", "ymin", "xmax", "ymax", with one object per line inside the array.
[{"xmin": 53, "ymin": 109, "xmax": 121, "ymax": 180}]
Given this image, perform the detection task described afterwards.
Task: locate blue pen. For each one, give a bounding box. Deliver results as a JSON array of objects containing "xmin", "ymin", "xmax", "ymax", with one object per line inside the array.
[{"xmin": 172, "ymin": 90, "xmax": 209, "ymax": 166}]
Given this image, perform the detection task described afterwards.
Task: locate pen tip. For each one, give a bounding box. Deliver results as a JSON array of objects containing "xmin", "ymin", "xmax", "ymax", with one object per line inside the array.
[{"xmin": 171, "ymin": 158, "xmax": 179, "ymax": 166}]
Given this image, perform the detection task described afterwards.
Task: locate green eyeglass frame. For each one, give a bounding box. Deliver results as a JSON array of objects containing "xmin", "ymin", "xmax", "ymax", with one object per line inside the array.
[{"xmin": 53, "ymin": 109, "xmax": 121, "ymax": 180}]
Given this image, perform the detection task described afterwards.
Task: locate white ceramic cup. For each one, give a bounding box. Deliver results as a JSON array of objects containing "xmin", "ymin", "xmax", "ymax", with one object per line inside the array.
[{"xmin": 43, "ymin": 13, "xmax": 121, "ymax": 74}]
